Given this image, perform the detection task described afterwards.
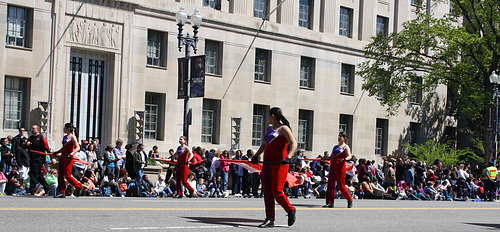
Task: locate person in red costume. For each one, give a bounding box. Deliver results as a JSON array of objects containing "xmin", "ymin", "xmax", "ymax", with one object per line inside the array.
[
  {"xmin": 323, "ymin": 131, "xmax": 353, "ymax": 208},
  {"xmin": 253, "ymin": 107, "xmax": 298, "ymax": 228},
  {"xmin": 173, "ymin": 136, "xmax": 194, "ymax": 198},
  {"xmin": 53, "ymin": 123, "xmax": 84, "ymax": 198}
]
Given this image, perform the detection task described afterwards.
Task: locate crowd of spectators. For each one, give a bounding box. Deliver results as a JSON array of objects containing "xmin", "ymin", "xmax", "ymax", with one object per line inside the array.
[{"xmin": 0, "ymin": 127, "xmax": 498, "ymax": 202}]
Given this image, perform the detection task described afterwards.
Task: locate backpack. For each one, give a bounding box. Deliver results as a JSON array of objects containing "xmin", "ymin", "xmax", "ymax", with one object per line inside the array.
[{"xmin": 127, "ymin": 180, "xmax": 142, "ymax": 197}]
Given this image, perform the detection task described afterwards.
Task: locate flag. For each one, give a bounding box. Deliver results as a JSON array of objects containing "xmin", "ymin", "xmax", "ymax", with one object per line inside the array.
[
  {"xmin": 220, "ymin": 159, "xmax": 304, "ymax": 188},
  {"xmin": 286, "ymin": 173, "xmax": 301, "ymax": 188},
  {"xmin": 235, "ymin": 162, "xmax": 262, "ymax": 173}
]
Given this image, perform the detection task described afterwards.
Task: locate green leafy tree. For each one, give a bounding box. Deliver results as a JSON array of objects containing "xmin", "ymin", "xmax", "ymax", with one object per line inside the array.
[
  {"xmin": 404, "ymin": 140, "xmax": 475, "ymax": 166},
  {"xmin": 358, "ymin": 0, "xmax": 500, "ymax": 163}
]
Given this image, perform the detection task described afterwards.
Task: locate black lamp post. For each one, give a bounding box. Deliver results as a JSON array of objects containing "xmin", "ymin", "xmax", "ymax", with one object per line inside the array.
[
  {"xmin": 176, "ymin": 7, "xmax": 202, "ymax": 140},
  {"xmin": 490, "ymin": 71, "xmax": 500, "ymax": 164}
]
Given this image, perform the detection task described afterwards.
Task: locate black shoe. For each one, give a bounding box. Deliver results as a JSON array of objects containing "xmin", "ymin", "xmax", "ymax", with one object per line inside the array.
[
  {"xmin": 175, "ymin": 195, "xmax": 183, "ymax": 198},
  {"xmin": 288, "ymin": 209, "xmax": 296, "ymax": 226},
  {"xmin": 348, "ymin": 200, "xmax": 353, "ymax": 208},
  {"xmin": 188, "ymin": 190, "xmax": 194, "ymax": 198},
  {"xmin": 322, "ymin": 203, "xmax": 333, "ymax": 208},
  {"xmin": 258, "ymin": 219, "xmax": 274, "ymax": 228},
  {"xmin": 74, "ymin": 189, "xmax": 81, "ymax": 198},
  {"xmin": 55, "ymin": 193, "xmax": 66, "ymax": 198}
]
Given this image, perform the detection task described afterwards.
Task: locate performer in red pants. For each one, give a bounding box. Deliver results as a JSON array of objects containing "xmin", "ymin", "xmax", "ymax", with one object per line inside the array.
[
  {"xmin": 174, "ymin": 136, "xmax": 194, "ymax": 198},
  {"xmin": 54, "ymin": 123, "xmax": 83, "ymax": 198},
  {"xmin": 253, "ymin": 107, "xmax": 298, "ymax": 228},
  {"xmin": 324, "ymin": 131, "xmax": 353, "ymax": 208}
]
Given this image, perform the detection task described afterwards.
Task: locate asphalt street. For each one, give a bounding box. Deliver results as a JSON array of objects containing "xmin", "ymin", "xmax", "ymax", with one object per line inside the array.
[{"xmin": 1, "ymin": 195, "xmax": 499, "ymax": 231}]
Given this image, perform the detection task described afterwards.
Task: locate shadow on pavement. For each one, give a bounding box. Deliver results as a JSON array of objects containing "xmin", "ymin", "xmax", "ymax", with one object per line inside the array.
[
  {"xmin": 182, "ymin": 217, "xmax": 262, "ymax": 227},
  {"xmin": 292, "ymin": 203, "xmax": 325, "ymax": 208},
  {"xmin": 464, "ymin": 223, "xmax": 500, "ymax": 230}
]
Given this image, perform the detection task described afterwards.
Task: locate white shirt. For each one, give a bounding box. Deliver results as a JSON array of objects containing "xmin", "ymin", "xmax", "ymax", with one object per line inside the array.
[
  {"xmin": 211, "ymin": 156, "xmax": 220, "ymax": 174},
  {"xmin": 457, "ymin": 169, "xmax": 469, "ymax": 180}
]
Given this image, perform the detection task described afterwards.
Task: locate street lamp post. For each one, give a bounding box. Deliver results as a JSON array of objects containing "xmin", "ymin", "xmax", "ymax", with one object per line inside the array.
[
  {"xmin": 489, "ymin": 71, "xmax": 500, "ymax": 164},
  {"xmin": 176, "ymin": 7, "xmax": 202, "ymax": 140}
]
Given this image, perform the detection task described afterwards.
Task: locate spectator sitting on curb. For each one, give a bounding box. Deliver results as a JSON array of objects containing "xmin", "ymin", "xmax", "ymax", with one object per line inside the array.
[
  {"xmin": 196, "ymin": 178, "xmax": 209, "ymax": 197},
  {"xmin": 155, "ymin": 175, "xmax": 173, "ymax": 197},
  {"xmin": 141, "ymin": 174, "xmax": 157, "ymax": 197}
]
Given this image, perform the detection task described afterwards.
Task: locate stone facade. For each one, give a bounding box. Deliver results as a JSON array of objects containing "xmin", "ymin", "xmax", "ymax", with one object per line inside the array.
[{"xmin": 0, "ymin": 0, "xmax": 454, "ymax": 161}]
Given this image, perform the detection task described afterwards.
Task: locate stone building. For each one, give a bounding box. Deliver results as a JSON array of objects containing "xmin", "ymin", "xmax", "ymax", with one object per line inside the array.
[{"xmin": 0, "ymin": 0, "xmax": 454, "ymax": 160}]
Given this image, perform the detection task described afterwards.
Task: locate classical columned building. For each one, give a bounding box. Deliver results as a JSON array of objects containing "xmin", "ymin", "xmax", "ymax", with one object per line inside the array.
[{"xmin": 0, "ymin": 0, "xmax": 454, "ymax": 160}]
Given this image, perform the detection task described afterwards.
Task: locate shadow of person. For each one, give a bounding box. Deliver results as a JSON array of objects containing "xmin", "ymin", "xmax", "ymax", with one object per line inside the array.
[
  {"xmin": 464, "ymin": 223, "xmax": 500, "ymax": 230},
  {"xmin": 182, "ymin": 217, "xmax": 263, "ymax": 227},
  {"xmin": 292, "ymin": 203, "xmax": 324, "ymax": 208}
]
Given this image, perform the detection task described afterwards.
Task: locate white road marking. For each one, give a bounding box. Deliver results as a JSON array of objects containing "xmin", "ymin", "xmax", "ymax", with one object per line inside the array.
[{"xmin": 111, "ymin": 225, "xmax": 251, "ymax": 230}]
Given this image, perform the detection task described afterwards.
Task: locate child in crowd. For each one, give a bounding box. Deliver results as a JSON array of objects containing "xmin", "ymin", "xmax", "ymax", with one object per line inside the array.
[
  {"xmin": 45, "ymin": 169, "xmax": 58, "ymax": 197},
  {"xmin": 81, "ymin": 170, "xmax": 97, "ymax": 196},
  {"xmin": 443, "ymin": 186, "xmax": 454, "ymax": 201},
  {"xmin": 196, "ymin": 178, "xmax": 209, "ymax": 197},
  {"xmin": 477, "ymin": 182, "xmax": 485, "ymax": 200},
  {"xmin": 0, "ymin": 171, "xmax": 7, "ymax": 196},
  {"xmin": 155, "ymin": 175, "xmax": 173, "ymax": 197},
  {"xmin": 346, "ymin": 179, "xmax": 356, "ymax": 200},
  {"xmin": 314, "ymin": 179, "xmax": 327, "ymax": 199},
  {"xmin": 417, "ymin": 183, "xmax": 431, "ymax": 200},
  {"xmin": 406, "ymin": 184, "xmax": 419, "ymax": 200},
  {"xmin": 301, "ymin": 167, "xmax": 313, "ymax": 199},
  {"xmin": 207, "ymin": 176, "xmax": 219, "ymax": 197},
  {"xmin": 186, "ymin": 172, "xmax": 197, "ymax": 197}
]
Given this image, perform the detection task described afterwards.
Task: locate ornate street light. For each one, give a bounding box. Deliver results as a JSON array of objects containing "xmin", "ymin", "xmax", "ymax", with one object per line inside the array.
[
  {"xmin": 490, "ymin": 71, "xmax": 500, "ymax": 164},
  {"xmin": 176, "ymin": 7, "xmax": 202, "ymax": 140}
]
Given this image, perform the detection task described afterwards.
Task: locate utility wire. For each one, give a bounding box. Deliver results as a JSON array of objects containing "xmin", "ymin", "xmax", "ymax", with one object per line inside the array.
[{"xmin": 222, "ymin": 0, "xmax": 289, "ymax": 99}]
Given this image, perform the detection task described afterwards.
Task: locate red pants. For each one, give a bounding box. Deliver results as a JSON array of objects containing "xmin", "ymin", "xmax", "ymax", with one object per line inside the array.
[
  {"xmin": 262, "ymin": 164, "xmax": 294, "ymax": 221},
  {"xmin": 175, "ymin": 164, "xmax": 193, "ymax": 195},
  {"xmin": 57, "ymin": 157, "xmax": 82, "ymax": 193},
  {"xmin": 326, "ymin": 163, "xmax": 352, "ymax": 204}
]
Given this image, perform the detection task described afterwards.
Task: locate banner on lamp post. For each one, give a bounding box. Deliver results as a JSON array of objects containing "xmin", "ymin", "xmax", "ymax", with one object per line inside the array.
[{"xmin": 177, "ymin": 55, "xmax": 205, "ymax": 99}]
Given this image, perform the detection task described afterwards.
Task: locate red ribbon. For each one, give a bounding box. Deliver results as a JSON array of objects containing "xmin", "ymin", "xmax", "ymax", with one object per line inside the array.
[{"xmin": 30, "ymin": 150, "xmax": 91, "ymax": 165}]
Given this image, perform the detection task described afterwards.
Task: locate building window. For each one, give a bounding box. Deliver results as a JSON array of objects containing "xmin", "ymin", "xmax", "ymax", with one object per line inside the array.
[
  {"xmin": 339, "ymin": 114, "xmax": 353, "ymax": 144},
  {"xmin": 202, "ymin": 99, "xmax": 220, "ymax": 144},
  {"xmin": 252, "ymin": 104, "xmax": 268, "ymax": 146},
  {"xmin": 298, "ymin": 110, "xmax": 314, "ymax": 150},
  {"xmin": 147, "ymin": 30, "xmax": 167, "ymax": 67},
  {"xmin": 375, "ymin": 119, "xmax": 388, "ymax": 156},
  {"xmin": 255, "ymin": 48, "xmax": 271, "ymax": 82},
  {"xmin": 204, "ymin": 0, "xmax": 221, "ymax": 10},
  {"xmin": 341, "ymin": 64, "xmax": 355, "ymax": 94},
  {"xmin": 409, "ymin": 77, "xmax": 423, "ymax": 104},
  {"xmin": 205, "ymin": 40, "xmax": 223, "ymax": 75},
  {"xmin": 300, "ymin": 57, "xmax": 315, "ymax": 89},
  {"xmin": 409, "ymin": 122, "xmax": 420, "ymax": 145},
  {"xmin": 6, "ymin": 5, "xmax": 31, "ymax": 48},
  {"xmin": 299, "ymin": 0, "xmax": 313, "ymax": 29},
  {"xmin": 376, "ymin": 16, "xmax": 389, "ymax": 37},
  {"xmin": 339, "ymin": 7, "xmax": 353, "ymax": 38},
  {"xmin": 4, "ymin": 77, "xmax": 28, "ymax": 129},
  {"xmin": 254, "ymin": 0, "xmax": 269, "ymax": 19},
  {"xmin": 145, "ymin": 92, "xmax": 165, "ymax": 140},
  {"xmin": 411, "ymin": 0, "xmax": 422, "ymax": 6}
]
